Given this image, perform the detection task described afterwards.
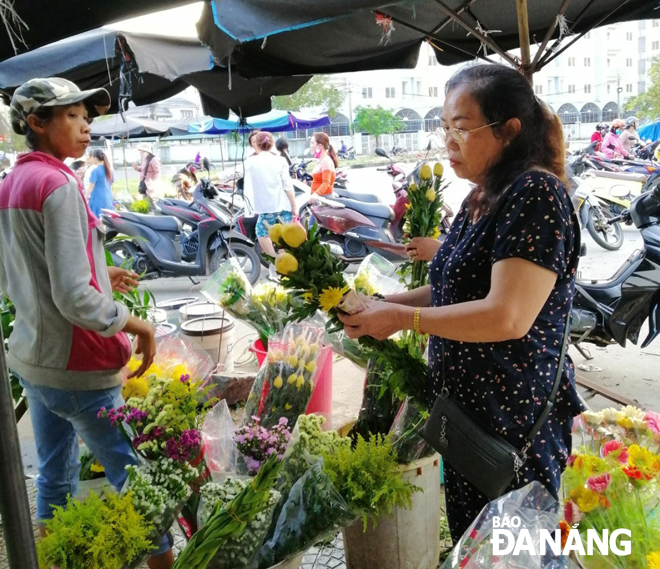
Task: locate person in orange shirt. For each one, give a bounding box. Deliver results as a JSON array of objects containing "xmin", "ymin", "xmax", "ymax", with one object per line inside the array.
[{"xmin": 310, "ymin": 132, "xmax": 338, "ymax": 195}]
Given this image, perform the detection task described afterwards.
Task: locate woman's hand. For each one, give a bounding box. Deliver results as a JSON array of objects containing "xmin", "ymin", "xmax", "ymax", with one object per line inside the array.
[
  {"xmin": 123, "ymin": 316, "xmax": 156, "ymax": 378},
  {"xmin": 108, "ymin": 266, "xmax": 140, "ymax": 294},
  {"xmin": 405, "ymin": 236, "xmax": 441, "ymax": 262},
  {"xmin": 337, "ymin": 299, "xmax": 407, "ymax": 340}
]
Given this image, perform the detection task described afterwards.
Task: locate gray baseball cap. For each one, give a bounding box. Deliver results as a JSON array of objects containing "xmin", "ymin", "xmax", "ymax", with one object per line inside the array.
[{"xmin": 10, "ymin": 77, "xmax": 111, "ymax": 135}]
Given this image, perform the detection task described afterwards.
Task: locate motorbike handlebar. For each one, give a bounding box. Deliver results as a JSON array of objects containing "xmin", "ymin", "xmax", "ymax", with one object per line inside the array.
[
  {"xmin": 607, "ymin": 210, "xmax": 630, "ymax": 225},
  {"xmin": 376, "ymin": 167, "xmax": 388, "ymax": 171}
]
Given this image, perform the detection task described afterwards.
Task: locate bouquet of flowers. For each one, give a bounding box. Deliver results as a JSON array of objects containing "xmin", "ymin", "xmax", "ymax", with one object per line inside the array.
[
  {"xmin": 389, "ymin": 397, "xmax": 435, "ymax": 464},
  {"xmin": 562, "ymin": 409, "xmax": 660, "ymax": 569},
  {"xmin": 197, "ymin": 478, "xmax": 280, "ymax": 569},
  {"xmin": 235, "ymin": 415, "xmax": 292, "ymax": 475},
  {"xmin": 243, "ymin": 320, "xmax": 328, "ymax": 429}
]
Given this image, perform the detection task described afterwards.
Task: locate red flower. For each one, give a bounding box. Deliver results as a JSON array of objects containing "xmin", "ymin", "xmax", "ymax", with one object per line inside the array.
[
  {"xmin": 559, "ymin": 521, "xmax": 570, "ymax": 548},
  {"xmin": 587, "ymin": 473, "xmax": 611, "ymax": 493},
  {"xmin": 564, "ymin": 500, "xmax": 581, "ymax": 525}
]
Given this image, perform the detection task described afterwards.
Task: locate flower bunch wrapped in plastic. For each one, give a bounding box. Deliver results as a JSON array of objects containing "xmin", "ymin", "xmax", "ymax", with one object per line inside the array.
[
  {"xmin": 235, "ymin": 415, "xmax": 292, "ymax": 475},
  {"xmin": 197, "ymin": 478, "xmax": 280, "ymax": 569},
  {"xmin": 243, "ymin": 320, "xmax": 328, "ymax": 429},
  {"xmin": 562, "ymin": 426, "xmax": 660, "ymax": 569},
  {"xmin": 99, "ymin": 374, "xmax": 213, "ymax": 463}
]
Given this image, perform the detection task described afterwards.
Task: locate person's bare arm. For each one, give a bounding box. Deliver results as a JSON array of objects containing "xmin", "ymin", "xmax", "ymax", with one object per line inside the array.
[
  {"xmin": 339, "ymin": 258, "xmax": 556, "ymax": 342},
  {"xmin": 382, "ymin": 285, "xmax": 432, "ymax": 307}
]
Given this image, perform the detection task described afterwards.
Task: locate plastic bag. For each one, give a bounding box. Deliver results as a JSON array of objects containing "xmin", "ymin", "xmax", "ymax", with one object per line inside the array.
[
  {"xmin": 256, "ymin": 458, "xmax": 355, "ymax": 568},
  {"xmin": 196, "ymin": 478, "xmax": 280, "ymax": 569},
  {"xmin": 349, "ymin": 359, "xmax": 400, "ymax": 442},
  {"xmin": 441, "ymin": 481, "xmax": 580, "ymax": 569},
  {"xmin": 201, "ymin": 399, "xmax": 238, "ymax": 477},
  {"xmin": 324, "ymin": 328, "xmax": 369, "ymax": 370},
  {"xmin": 243, "ymin": 320, "xmax": 328, "ymax": 430},
  {"xmin": 389, "ymin": 397, "xmax": 435, "ymax": 464},
  {"xmin": 354, "ymin": 253, "xmax": 405, "ymax": 296}
]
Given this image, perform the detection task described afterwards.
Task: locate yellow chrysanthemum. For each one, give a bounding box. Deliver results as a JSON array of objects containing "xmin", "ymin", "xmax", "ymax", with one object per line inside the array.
[
  {"xmin": 430, "ymin": 227, "xmax": 441, "ymax": 239},
  {"xmin": 318, "ymin": 286, "xmax": 349, "ymax": 313},
  {"xmin": 419, "ymin": 164, "xmax": 432, "ymax": 180},
  {"xmin": 617, "ymin": 416, "xmax": 634, "ymax": 430},
  {"xmin": 90, "ymin": 462, "xmax": 105, "ymax": 474},
  {"xmin": 285, "ymin": 403, "xmax": 292, "ymax": 411},
  {"xmin": 273, "ymin": 376, "xmax": 283, "ymax": 389},
  {"xmin": 433, "ymin": 162, "xmax": 444, "ymax": 177},
  {"xmin": 425, "ymin": 188, "xmax": 436, "ymax": 202},
  {"xmin": 354, "ymin": 272, "xmax": 377, "ymax": 295},
  {"xmin": 405, "ymin": 203, "xmax": 412, "ymax": 210},
  {"xmin": 301, "ymin": 291, "xmax": 314, "ymax": 302},
  {"xmin": 570, "ymin": 486, "xmax": 600, "ymax": 513},
  {"xmin": 647, "ymin": 551, "xmax": 660, "ymax": 569},
  {"xmin": 628, "ymin": 444, "xmax": 660, "ymax": 475},
  {"xmin": 572, "ymin": 455, "xmax": 607, "ymax": 476},
  {"xmin": 122, "ymin": 377, "xmax": 150, "ymax": 401},
  {"xmin": 408, "ymin": 183, "xmax": 418, "ymax": 192}
]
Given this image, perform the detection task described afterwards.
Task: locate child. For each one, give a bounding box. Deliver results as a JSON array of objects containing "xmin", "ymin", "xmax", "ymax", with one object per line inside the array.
[{"xmin": 0, "ymin": 78, "xmax": 173, "ymax": 569}]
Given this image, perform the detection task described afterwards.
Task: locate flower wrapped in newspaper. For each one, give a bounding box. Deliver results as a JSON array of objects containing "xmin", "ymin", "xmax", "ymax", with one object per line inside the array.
[{"xmin": 242, "ymin": 320, "xmax": 328, "ymax": 429}]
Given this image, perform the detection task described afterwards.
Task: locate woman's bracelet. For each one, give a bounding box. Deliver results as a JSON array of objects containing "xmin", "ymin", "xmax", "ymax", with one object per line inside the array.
[{"xmin": 413, "ymin": 307, "xmax": 422, "ymax": 334}]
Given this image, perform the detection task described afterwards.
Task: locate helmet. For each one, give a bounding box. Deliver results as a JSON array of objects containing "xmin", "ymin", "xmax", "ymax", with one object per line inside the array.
[
  {"xmin": 611, "ymin": 119, "xmax": 625, "ymax": 129},
  {"xmin": 625, "ymin": 116, "xmax": 638, "ymax": 128},
  {"xmin": 597, "ymin": 122, "xmax": 609, "ymax": 131}
]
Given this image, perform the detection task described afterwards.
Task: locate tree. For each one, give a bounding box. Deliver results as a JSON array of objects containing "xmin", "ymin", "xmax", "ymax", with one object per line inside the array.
[
  {"xmin": 626, "ymin": 55, "xmax": 660, "ymax": 119},
  {"xmin": 354, "ymin": 106, "xmax": 404, "ymax": 146},
  {"xmin": 273, "ymin": 75, "xmax": 345, "ymax": 118}
]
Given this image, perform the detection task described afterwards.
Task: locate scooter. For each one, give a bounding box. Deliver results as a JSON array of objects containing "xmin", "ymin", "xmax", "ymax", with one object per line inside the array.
[
  {"xmin": 338, "ymin": 146, "xmax": 355, "ymax": 160},
  {"xmin": 102, "ymin": 179, "xmax": 261, "ymax": 284},
  {"xmin": 570, "ymin": 185, "xmax": 660, "ymax": 358}
]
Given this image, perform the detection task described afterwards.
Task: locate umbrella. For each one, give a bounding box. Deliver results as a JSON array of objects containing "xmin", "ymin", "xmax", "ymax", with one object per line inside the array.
[
  {"xmin": 639, "ymin": 121, "xmax": 660, "ymax": 143},
  {"xmin": 89, "ymin": 115, "xmax": 184, "ymax": 139},
  {"xmin": 187, "ymin": 109, "xmax": 331, "ymax": 134},
  {"xmin": 196, "ymin": 0, "xmax": 660, "ymax": 78},
  {"xmin": 0, "ymin": 28, "xmax": 311, "ymax": 118}
]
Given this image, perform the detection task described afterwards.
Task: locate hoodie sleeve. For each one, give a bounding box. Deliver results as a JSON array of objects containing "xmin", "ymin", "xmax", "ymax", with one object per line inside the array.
[{"xmin": 42, "ymin": 180, "xmax": 129, "ymax": 337}]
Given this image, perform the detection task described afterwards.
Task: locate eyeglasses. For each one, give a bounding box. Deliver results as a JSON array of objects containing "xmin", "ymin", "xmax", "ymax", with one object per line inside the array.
[{"xmin": 440, "ymin": 121, "xmax": 501, "ymax": 144}]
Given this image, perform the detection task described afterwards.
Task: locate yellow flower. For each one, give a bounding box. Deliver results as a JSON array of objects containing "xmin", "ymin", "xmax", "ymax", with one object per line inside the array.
[
  {"xmin": 90, "ymin": 462, "xmax": 105, "ymax": 474},
  {"xmin": 433, "ymin": 162, "xmax": 444, "ymax": 177},
  {"xmin": 431, "ymin": 227, "xmax": 441, "ymax": 239},
  {"xmin": 273, "ymin": 376, "xmax": 283, "ymax": 389},
  {"xmin": 305, "ymin": 361, "xmax": 317, "ymax": 374},
  {"xmin": 572, "ymin": 455, "xmax": 607, "ymax": 476},
  {"xmin": 309, "ymin": 343, "xmax": 319, "ymax": 355},
  {"xmin": 268, "ymin": 349, "xmax": 284, "ymax": 363},
  {"xmin": 285, "ymin": 404, "xmax": 292, "ymax": 411},
  {"xmin": 354, "ymin": 272, "xmax": 377, "ymax": 295},
  {"xmin": 287, "ymin": 355, "xmax": 298, "ymax": 367},
  {"xmin": 570, "ymin": 487, "xmax": 600, "ymax": 513},
  {"xmin": 622, "ymin": 405, "xmax": 646, "ymax": 420},
  {"xmin": 647, "ymin": 551, "xmax": 660, "ymax": 569},
  {"xmin": 281, "ymin": 222, "xmax": 307, "ymax": 248},
  {"xmin": 404, "ymin": 203, "xmax": 412, "ymax": 210},
  {"xmin": 296, "ymin": 376, "xmax": 305, "ymax": 389},
  {"xmin": 302, "ymin": 291, "xmax": 314, "ymax": 302},
  {"xmin": 419, "ymin": 164, "xmax": 432, "ymax": 180},
  {"xmin": 122, "ymin": 377, "xmax": 150, "ymax": 401},
  {"xmin": 617, "ymin": 416, "xmax": 634, "ymax": 430},
  {"xmin": 318, "ymin": 286, "xmax": 349, "ymax": 313},
  {"xmin": 287, "ymin": 374, "xmax": 298, "ymax": 385},
  {"xmin": 628, "ymin": 444, "xmax": 660, "ymax": 476},
  {"xmin": 425, "ymin": 188, "xmax": 436, "ymax": 202},
  {"xmin": 275, "ymin": 251, "xmax": 298, "ymax": 275},
  {"xmin": 408, "ymin": 183, "xmax": 418, "ymax": 192},
  {"xmin": 582, "ymin": 410, "xmax": 604, "ymax": 427}
]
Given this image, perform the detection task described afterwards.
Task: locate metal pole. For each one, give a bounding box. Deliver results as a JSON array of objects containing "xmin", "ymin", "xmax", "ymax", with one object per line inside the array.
[
  {"xmin": 0, "ymin": 329, "xmax": 39, "ymax": 569},
  {"xmin": 516, "ymin": 0, "xmax": 532, "ymax": 82}
]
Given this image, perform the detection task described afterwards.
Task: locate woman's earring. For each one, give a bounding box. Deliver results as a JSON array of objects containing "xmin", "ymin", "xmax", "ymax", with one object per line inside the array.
[{"xmin": 504, "ymin": 140, "xmax": 511, "ymax": 148}]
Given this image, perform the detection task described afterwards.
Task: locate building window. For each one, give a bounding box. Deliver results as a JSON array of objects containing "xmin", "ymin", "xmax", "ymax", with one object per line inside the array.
[
  {"xmin": 534, "ymin": 84, "xmax": 542, "ymax": 95},
  {"xmin": 180, "ymin": 109, "xmax": 193, "ymax": 118},
  {"xmin": 626, "ymin": 57, "xmax": 633, "ymax": 67},
  {"xmin": 584, "ymin": 84, "xmax": 592, "ymax": 94},
  {"xmin": 568, "ymin": 85, "xmax": 576, "ymax": 94},
  {"xmin": 584, "ymin": 57, "xmax": 591, "ymax": 66},
  {"xmin": 653, "ymin": 41, "xmax": 660, "ymax": 50},
  {"xmin": 385, "ymin": 87, "xmax": 396, "ymax": 98},
  {"xmin": 639, "ymin": 81, "xmax": 646, "ymax": 95},
  {"xmin": 547, "ymin": 80, "xmax": 552, "ymax": 94},
  {"xmin": 568, "ymin": 57, "xmax": 575, "ymax": 66},
  {"xmin": 428, "ymin": 86, "xmax": 438, "ymax": 97},
  {"xmin": 626, "ymin": 31, "xmax": 633, "ymax": 41},
  {"xmin": 607, "ymin": 84, "xmax": 611, "ymax": 94},
  {"xmin": 362, "ymin": 87, "xmax": 373, "ymax": 99},
  {"xmin": 626, "ymin": 83, "xmax": 633, "ymax": 93}
]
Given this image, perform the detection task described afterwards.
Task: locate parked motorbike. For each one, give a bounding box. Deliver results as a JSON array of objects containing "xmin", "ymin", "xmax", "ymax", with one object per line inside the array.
[
  {"xmin": 102, "ymin": 179, "xmax": 261, "ymax": 284},
  {"xmin": 570, "ymin": 185, "xmax": 660, "ymax": 357},
  {"xmin": 338, "ymin": 146, "xmax": 355, "ymax": 160}
]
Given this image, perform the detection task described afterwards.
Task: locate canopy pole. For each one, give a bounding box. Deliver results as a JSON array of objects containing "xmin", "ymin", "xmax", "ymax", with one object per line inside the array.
[
  {"xmin": 529, "ymin": 0, "xmax": 573, "ymax": 73},
  {"xmin": 516, "ymin": 0, "xmax": 532, "ymax": 82},
  {"xmin": 0, "ymin": 328, "xmax": 40, "ymax": 569},
  {"xmin": 122, "ymin": 139, "xmax": 129, "ymax": 193},
  {"xmin": 218, "ymin": 136, "xmax": 225, "ymax": 171}
]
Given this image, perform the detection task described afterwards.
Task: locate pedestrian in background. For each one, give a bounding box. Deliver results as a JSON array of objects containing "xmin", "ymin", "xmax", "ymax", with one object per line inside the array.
[
  {"xmin": 132, "ymin": 142, "xmax": 161, "ymax": 202},
  {"xmin": 310, "ymin": 132, "xmax": 338, "ymax": 195},
  {"xmin": 86, "ymin": 148, "xmax": 114, "ymax": 217}
]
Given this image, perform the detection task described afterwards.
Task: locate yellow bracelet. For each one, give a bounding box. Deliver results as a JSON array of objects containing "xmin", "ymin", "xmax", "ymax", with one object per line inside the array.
[{"xmin": 413, "ymin": 307, "xmax": 422, "ymax": 334}]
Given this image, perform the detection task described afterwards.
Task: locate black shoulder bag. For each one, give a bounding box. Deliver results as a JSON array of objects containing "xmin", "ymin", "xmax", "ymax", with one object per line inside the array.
[{"xmin": 420, "ymin": 209, "xmax": 572, "ymax": 500}]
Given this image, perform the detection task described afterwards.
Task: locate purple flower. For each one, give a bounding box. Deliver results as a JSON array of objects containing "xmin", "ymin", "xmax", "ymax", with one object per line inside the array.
[{"xmin": 180, "ymin": 374, "xmax": 191, "ymax": 383}]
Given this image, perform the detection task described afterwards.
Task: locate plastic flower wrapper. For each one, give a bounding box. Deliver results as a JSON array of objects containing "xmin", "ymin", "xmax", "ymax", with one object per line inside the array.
[
  {"xmin": 389, "ymin": 397, "xmax": 435, "ymax": 464},
  {"xmin": 202, "ymin": 399, "xmax": 239, "ymax": 478},
  {"xmin": 196, "ymin": 478, "xmax": 280, "ymax": 569},
  {"xmin": 353, "ymin": 253, "xmax": 406, "ymax": 297},
  {"xmin": 256, "ymin": 458, "xmax": 356, "ymax": 568},
  {"xmin": 243, "ymin": 320, "xmax": 328, "ymax": 430},
  {"xmin": 441, "ymin": 481, "xmax": 577, "ymax": 569},
  {"xmin": 324, "ymin": 327, "xmax": 369, "ymax": 370}
]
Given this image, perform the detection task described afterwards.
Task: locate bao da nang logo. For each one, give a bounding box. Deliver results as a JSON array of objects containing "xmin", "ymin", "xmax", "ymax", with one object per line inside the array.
[{"xmin": 491, "ymin": 515, "xmax": 631, "ymax": 556}]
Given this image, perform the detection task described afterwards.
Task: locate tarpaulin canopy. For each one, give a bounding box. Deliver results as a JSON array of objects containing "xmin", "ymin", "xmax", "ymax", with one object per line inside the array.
[
  {"xmin": 639, "ymin": 121, "xmax": 660, "ymax": 142},
  {"xmin": 89, "ymin": 115, "xmax": 188, "ymax": 139},
  {"xmin": 0, "ymin": 28, "xmax": 311, "ymax": 118},
  {"xmin": 196, "ymin": 0, "xmax": 660, "ymax": 78},
  {"xmin": 187, "ymin": 109, "xmax": 331, "ymax": 134}
]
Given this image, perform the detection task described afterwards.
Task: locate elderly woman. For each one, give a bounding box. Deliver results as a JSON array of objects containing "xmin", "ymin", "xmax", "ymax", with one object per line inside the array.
[{"xmin": 339, "ymin": 64, "xmax": 585, "ymax": 540}]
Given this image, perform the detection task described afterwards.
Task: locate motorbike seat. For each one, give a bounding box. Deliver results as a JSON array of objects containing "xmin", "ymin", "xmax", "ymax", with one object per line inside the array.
[
  {"xmin": 162, "ymin": 198, "xmax": 194, "ymax": 208},
  {"xmin": 577, "ymin": 249, "xmax": 645, "ymax": 292},
  {"xmin": 121, "ymin": 212, "xmax": 181, "ymax": 232},
  {"xmin": 585, "ymin": 170, "xmax": 648, "ymax": 184},
  {"xmin": 333, "ymin": 188, "xmax": 381, "ymax": 203},
  {"xmin": 332, "ymin": 197, "xmax": 394, "ymax": 220}
]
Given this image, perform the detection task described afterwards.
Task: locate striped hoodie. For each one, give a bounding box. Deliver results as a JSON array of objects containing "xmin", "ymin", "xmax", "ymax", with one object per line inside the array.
[{"xmin": 0, "ymin": 151, "xmax": 130, "ymax": 390}]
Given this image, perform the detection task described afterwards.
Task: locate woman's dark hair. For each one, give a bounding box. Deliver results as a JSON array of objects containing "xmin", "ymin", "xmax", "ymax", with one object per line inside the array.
[
  {"xmin": 89, "ymin": 148, "xmax": 112, "ymax": 181},
  {"xmin": 275, "ymin": 138, "xmax": 289, "ymax": 153},
  {"xmin": 446, "ymin": 64, "xmax": 566, "ymax": 218},
  {"xmin": 312, "ymin": 132, "xmax": 339, "ymax": 168},
  {"xmin": 254, "ymin": 131, "xmax": 274, "ymax": 151},
  {"xmin": 248, "ymin": 129, "xmax": 261, "ymax": 146},
  {"xmin": 70, "ymin": 160, "xmax": 85, "ymax": 171},
  {"xmin": 24, "ymin": 106, "xmax": 55, "ymax": 150}
]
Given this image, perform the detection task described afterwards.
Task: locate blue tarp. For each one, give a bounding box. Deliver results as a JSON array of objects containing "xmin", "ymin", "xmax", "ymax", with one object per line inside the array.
[
  {"xmin": 187, "ymin": 110, "xmax": 330, "ymax": 134},
  {"xmin": 639, "ymin": 121, "xmax": 660, "ymax": 142}
]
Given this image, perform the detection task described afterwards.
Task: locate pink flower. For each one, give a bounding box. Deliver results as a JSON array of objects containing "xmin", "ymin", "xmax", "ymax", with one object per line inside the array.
[
  {"xmin": 602, "ymin": 440, "xmax": 629, "ymax": 463},
  {"xmin": 564, "ymin": 500, "xmax": 582, "ymax": 525},
  {"xmin": 644, "ymin": 412, "xmax": 660, "ymax": 435},
  {"xmin": 567, "ymin": 454, "xmax": 577, "ymax": 468},
  {"xmin": 587, "ymin": 472, "xmax": 611, "ymax": 494}
]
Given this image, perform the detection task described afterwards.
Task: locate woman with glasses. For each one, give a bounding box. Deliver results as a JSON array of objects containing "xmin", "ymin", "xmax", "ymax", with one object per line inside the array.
[{"xmin": 339, "ymin": 64, "xmax": 585, "ymax": 541}]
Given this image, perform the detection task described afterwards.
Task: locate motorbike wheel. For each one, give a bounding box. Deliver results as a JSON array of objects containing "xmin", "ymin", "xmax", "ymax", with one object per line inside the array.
[
  {"xmin": 105, "ymin": 240, "xmax": 136, "ymax": 269},
  {"xmin": 586, "ymin": 207, "xmax": 624, "ymax": 251},
  {"xmin": 210, "ymin": 242, "xmax": 261, "ymax": 285}
]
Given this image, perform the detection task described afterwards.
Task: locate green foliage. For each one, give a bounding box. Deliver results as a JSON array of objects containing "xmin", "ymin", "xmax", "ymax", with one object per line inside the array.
[
  {"xmin": 37, "ymin": 491, "xmax": 155, "ymax": 569},
  {"xmin": 322, "ymin": 434, "xmax": 421, "ymax": 529},
  {"xmin": 1, "ymin": 296, "xmax": 24, "ymax": 407},
  {"xmin": 273, "ymin": 75, "xmax": 345, "ymax": 118},
  {"xmin": 114, "ymin": 287, "xmax": 156, "ymax": 321},
  {"xmin": 130, "ymin": 199, "xmax": 151, "ymax": 214},
  {"xmin": 625, "ymin": 55, "xmax": 660, "ymax": 119},
  {"xmin": 354, "ymin": 106, "xmax": 404, "ymax": 146}
]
